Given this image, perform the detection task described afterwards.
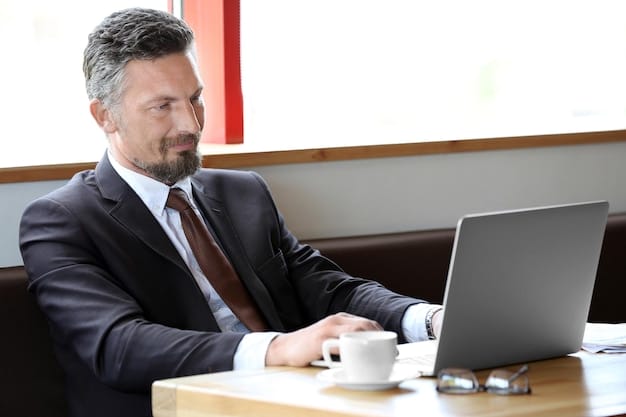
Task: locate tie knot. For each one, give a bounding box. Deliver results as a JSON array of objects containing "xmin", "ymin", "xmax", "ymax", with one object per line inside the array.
[{"xmin": 166, "ymin": 188, "xmax": 192, "ymax": 212}]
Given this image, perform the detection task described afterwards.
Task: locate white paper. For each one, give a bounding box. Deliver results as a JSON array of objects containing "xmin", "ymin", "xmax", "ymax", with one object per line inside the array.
[{"xmin": 581, "ymin": 322, "xmax": 626, "ymax": 353}]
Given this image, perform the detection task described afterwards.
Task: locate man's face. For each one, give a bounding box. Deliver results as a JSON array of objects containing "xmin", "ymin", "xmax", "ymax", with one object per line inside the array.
[{"xmin": 107, "ymin": 51, "xmax": 205, "ymax": 184}]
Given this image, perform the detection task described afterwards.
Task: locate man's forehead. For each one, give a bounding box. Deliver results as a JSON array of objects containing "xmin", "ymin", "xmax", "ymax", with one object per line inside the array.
[{"xmin": 122, "ymin": 54, "xmax": 202, "ymax": 98}]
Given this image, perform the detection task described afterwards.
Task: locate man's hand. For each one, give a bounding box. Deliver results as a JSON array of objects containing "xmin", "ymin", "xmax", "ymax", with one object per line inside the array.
[{"xmin": 265, "ymin": 312, "xmax": 382, "ymax": 367}]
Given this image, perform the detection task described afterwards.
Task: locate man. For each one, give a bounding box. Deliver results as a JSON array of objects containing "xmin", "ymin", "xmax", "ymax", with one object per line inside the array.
[{"xmin": 19, "ymin": 8, "xmax": 442, "ymax": 417}]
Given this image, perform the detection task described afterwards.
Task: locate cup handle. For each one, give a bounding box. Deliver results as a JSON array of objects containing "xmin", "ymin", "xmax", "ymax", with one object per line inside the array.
[{"xmin": 322, "ymin": 338, "xmax": 341, "ymax": 368}]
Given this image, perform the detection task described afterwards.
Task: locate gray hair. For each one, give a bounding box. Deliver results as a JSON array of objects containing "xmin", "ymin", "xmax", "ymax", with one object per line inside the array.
[{"xmin": 83, "ymin": 7, "xmax": 195, "ymax": 108}]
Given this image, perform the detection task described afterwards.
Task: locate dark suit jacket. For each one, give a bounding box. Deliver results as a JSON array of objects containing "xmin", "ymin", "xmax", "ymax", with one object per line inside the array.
[{"xmin": 19, "ymin": 154, "xmax": 422, "ymax": 417}]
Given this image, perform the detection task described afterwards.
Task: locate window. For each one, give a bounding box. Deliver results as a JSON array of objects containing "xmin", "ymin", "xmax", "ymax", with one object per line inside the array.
[
  {"xmin": 0, "ymin": 0, "xmax": 170, "ymax": 168},
  {"xmin": 239, "ymin": 0, "xmax": 626, "ymax": 148},
  {"xmin": 1, "ymin": 0, "xmax": 625, "ymax": 173}
]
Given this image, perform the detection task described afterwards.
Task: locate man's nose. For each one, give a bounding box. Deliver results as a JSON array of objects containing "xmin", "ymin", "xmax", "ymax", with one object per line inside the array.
[{"xmin": 177, "ymin": 102, "xmax": 202, "ymax": 134}]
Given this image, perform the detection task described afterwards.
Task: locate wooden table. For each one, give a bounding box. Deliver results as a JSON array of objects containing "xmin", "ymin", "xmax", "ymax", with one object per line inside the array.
[{"xmin": 152, "ymin": 352, "xmax": 626, "ymax": 417}]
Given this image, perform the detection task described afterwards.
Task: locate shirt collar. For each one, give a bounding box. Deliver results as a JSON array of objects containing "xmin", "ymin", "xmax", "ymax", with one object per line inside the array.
[{"xmin": 107, "ymin": 150, "xmax": 195, "ymax": 217}]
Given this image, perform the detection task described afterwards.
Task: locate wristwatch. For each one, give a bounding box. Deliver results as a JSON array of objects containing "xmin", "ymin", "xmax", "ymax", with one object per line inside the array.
[{"xmin": 425, "ymin": 306, "xmax": 443, "ymax": 340}]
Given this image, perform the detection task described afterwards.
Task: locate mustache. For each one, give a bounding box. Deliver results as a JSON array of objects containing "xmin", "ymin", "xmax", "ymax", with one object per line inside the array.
[{"xmin": 161, "ymin": 133, "xmax": 201, "ymax": 151}]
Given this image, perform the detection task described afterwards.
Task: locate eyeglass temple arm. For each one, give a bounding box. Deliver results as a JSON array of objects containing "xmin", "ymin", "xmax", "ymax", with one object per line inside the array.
[{"xmin": 507, "ymin": 364, "xmax": 529, "ymax": 383}]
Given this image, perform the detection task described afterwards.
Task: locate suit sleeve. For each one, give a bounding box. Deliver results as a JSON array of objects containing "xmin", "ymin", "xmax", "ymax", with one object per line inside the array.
[
  {"xmin": 19, "ymin": 196, "xmax": 243, "ymax": 393},
  {"xmin": 245, "ymin": 172, "xmax": 427, "ymax": 341}
]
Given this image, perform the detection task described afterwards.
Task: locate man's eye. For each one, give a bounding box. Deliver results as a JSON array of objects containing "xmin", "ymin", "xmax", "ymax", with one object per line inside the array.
[{"xmin": 157, "ymin": 103, "xmax": 170, "ymax": 110}]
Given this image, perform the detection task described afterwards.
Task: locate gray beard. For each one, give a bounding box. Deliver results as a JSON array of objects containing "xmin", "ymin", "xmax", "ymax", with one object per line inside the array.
[{"xmin": 133, "ymin": 149, "xmax": 202, "ymax": 185}]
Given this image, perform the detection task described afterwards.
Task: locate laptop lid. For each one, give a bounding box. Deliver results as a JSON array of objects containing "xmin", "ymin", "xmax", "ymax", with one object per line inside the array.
[{"xmin": 432, "ymin": 200, "xmax": 609, "ymax": 374}]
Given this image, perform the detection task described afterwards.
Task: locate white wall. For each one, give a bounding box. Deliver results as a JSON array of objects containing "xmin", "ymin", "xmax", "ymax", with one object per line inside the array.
[{"xmin": 2, "ymin": 141, "xmax": 624, "ymax": 267}]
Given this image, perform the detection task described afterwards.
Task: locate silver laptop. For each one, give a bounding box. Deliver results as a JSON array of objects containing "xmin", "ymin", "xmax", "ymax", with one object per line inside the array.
[{"xmin": 396, "ymin": 200, "xmax": 609, "ymax": 376}]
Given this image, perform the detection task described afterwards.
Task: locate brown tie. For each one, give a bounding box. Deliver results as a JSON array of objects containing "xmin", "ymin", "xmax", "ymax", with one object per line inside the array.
[{"xmin": 166, "ymin": 188, "xmax": 268, "ymax": 331}]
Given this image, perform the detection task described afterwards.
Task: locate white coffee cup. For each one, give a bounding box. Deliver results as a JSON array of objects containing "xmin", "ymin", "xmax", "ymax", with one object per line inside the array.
[{"xmin": 322, "ymin": 331, "xmax": 398, "ymax": 382}]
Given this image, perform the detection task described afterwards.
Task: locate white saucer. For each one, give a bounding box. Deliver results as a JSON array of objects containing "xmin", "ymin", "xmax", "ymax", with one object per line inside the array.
[{"xmin": 317, "ymin": 363, "xmax": 421, "ymax": 391}]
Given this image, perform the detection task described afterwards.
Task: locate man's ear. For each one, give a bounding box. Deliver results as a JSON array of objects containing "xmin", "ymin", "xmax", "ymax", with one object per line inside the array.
[{"xmin": 89, "ymin": 99, "xmax": 118, "ymax": 134}]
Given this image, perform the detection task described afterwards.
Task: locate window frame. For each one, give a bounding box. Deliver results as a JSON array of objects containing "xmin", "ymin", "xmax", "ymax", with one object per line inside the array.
[
  {"xmin": 183, "ymin": 0, "xmax": 244, "ymax": 145},
  {"xmin": 1, "ymin": 130, "xmax": 624, "ymax": 184}
]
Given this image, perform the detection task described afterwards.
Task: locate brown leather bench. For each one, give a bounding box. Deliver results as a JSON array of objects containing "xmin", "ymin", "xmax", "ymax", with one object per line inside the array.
[
  {"xmin": 2, "ymin": 212, "xmax": 625, "ymax": 417},
  {"xmin": 308, "ymin": 228, "xmax": 454, "ymax": 306},
  {"xmin": 0, "ymin": 266, "xmax": 68, "ymax": 417}
]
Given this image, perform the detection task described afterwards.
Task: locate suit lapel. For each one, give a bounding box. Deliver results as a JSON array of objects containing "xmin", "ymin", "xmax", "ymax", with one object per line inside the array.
[
  {"xmin": 95, "ymin": 154, "xmax": 281, "ymax": 331},
  {"xmin": 192, "ymin": 180, "xmax": 285, "ymax": 331},
  {"xmin": 95, "ymin": 155, "xmax": 189, "ymax": 275}
]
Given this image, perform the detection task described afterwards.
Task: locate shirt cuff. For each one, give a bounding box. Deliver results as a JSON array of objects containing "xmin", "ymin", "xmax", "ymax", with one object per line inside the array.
[
  {"xmin": 402, "ymin": 303, "xmax": 443, "ymax": 342},
  {"xmin": 233, "ymin": 332, "xmax": 282, "ymax": 370}
]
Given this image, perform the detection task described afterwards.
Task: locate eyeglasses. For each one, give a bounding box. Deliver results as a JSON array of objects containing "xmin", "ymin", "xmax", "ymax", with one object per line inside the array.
[{"xmin": 436, "ymin": 364, "xmax": 531, "ymax": 395}]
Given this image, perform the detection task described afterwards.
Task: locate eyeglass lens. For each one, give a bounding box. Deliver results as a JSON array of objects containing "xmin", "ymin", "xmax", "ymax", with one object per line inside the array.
[{"xmin": 437, "ymin": 364, "xmax": 531, "ymax": 395}]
